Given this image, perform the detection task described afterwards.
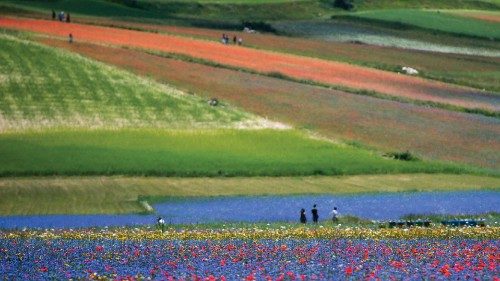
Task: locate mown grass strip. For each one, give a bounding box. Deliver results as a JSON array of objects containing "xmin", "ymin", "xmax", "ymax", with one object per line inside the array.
[{"xmin": 0, "ymin": 174, "xmax": 498, "ymax": 215}]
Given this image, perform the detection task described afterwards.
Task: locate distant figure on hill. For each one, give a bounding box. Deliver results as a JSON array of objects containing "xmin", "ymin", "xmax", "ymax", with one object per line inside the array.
[
  {"xmin": 58, "ymin": 11, "xmax": 65, "ymax": 22},
  {"xmin": 66, "ymin": 13, "xmax": 71, "ymax": 23},
  {"xmin": 157, "ymin": 216, "xmax": 165, "ymax": 232},
  {"xmin": 237, "ymin": 37, "xmax": 243, "ymax": 46},
  {"xmin": 68, "ymin": 33, "xmax": 73, "ymax": 43},
  {"xmin": 311, "ymin": 204, "xmax": 319, "ymax": 223},
  {"xmin": 330, "ymin": 207, "xmax": 339, "ymax": 223},
  {"xmin": 221, "ymin": 33, "xmax": 229, "ymax": 44},
  {"xmin": 52, "ymin": 10, "xmax": 56, "ymax": 20},
  {"xmin": 300, "ymin": 208, "xmax": 307, "ymax": 224},
  {"xmin": 233, "ymin": 35, "xmax": 237, "ymax": 44}
]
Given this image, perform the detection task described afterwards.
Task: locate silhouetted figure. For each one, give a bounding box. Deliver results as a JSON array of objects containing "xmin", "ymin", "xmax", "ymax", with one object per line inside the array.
[
  {"xmin": 312, "ymin": 204, "xmax": 319, "ymax": 223},
  {"xmin": 233, "ymin": 35, "xmax": 237, "ymax": 44},
  {"xmin": 66, "ymin": 13, "xmax": 70, "ymax": 23},
  {"xmin": 52, "ymin": 10, "xmax": 56, "ymax": 20},
  {"xmin": 68, "ymin": 33, "xmax": 73, "ymax": 43},
  {"xmin": 300, "ymin": 208, "xmax": 307, "ymax": 224}
]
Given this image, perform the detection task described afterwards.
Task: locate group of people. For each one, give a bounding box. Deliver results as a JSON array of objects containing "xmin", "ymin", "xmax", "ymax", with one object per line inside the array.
[
  {"xmin": 51, "ymin": 10, "xmax": 73, "ymax": 43},
  {"xmin": 300, "ymin": 205, "xmax": 339, "ymax": 224},
  {"xmin": 52, "ymin": 10, "xmax": 70, "ymax": 23},
  {"xmin": 155, "ymin": 205, "xmax": 340, "ymax": 231},
  {"xmin": 221, "ymin": 34, "xmax": 243, "ymax": 45}
]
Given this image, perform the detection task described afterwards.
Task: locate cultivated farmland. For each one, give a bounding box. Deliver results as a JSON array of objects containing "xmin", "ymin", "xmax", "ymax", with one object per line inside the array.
[
  {"xmin": 0, "ymin": 1, "xmax": 499, "ymax": 279},
  {"xmin": 42, "ymin": 39, "xmax": 500, "ymax": 168},
  {"xmin": 0, "ymin": 18, "xmax": 497, "ymax": 114},
  {"xmin": 0, "ymin": 34, "xmax": 260, "ymax": 131},
  {"xmin": 349, "ymin": 9, "xmax": 500, "ymax": 40}
]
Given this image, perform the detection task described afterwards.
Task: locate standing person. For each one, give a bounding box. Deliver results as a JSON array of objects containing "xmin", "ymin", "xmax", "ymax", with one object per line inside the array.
[
  {"xmin": 300, "ymin": 208, "xmax": 307, "ymax": 224},
  {"xmin": 237, "ymin": 37, "xmax": 243, "ymax": 46},
  {"xmin": 68, "ymin": 33, "xmax": 73, "ymax": 43},
  {"xmin": 157, "ymin": 216, "xmax": 165, "ymax": 232},
  {"xmin": 311, "ymin": 204, "xmax": 319, "ymax": 223},
  {"xmin": 66, "ymin": 13, "xmax": 70, "ymax": 23},
  {"xmin": 330, "ymin": 207, "xmax": 339, "ymax": 223},
  {"xmin": 233, "ymin": 35, "xmax": 237, "ymax": 44},
  {"xmin": 52, "ymin": 10, "xmax": 56, "ymax": 20}
]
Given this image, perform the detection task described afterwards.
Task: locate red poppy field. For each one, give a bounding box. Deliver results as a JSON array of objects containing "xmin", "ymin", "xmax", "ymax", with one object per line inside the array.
[{"xmin": 0, "ymin": 17, "xmax": 498, "ymax": 113}]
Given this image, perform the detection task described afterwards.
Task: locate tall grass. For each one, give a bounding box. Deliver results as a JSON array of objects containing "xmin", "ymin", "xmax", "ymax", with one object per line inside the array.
[
  {"xmin": 0, "ymin": 129, "xmax": 479, "ymax": 177},
  {"xmin": 0, "ymin": 34, "xmax": 256, "ymax": 131}
]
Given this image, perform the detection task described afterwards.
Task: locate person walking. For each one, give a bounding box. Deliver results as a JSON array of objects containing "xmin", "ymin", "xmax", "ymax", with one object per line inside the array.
[
  {"xmin": 311, "ymin": 204, "xmax": 319, "ymax": 223},
  {"xmin": 66, "ymin": 13, "xmax": 71, "ymax": 23},
  {"xmin": 52, "ymin": 10, "xmax": 56, "ymax": 20},
  {"xmin": 330, "ymin": 207, "xmax": 339, "ymax": 223},
  {"xmin": 157, "ymin": 216, "xmax": 165, "ymax": 232},
  {"xmin": 300, "ymin": 208, "xmax": 307, "ymax": 224}
]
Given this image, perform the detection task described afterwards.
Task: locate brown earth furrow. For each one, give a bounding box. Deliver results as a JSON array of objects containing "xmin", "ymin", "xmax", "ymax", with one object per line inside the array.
[{"xmin": 1, "ymin": 17, "xmax": 498, "ymax": 112}]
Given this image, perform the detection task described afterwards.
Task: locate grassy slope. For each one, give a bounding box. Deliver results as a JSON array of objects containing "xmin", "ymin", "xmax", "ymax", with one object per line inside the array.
[
  {"xmin": 4, "ymin": 0, "xmax": 498, "ymax": 24},
  {"xmin": 0, "ymin": 34, "xmax": 254, "ymax": 131},
  {"xmin": 349, "ymin": 9, "xmax": 500, "ymax": 39},
  {"xmin": 0, "ymin": 0, "xmax": 328, "ymax": 23},
  {"xmin": 0, "ymin": 129, "xmax": 474, "ymax": 177},
  {"xmin": 0, "ymin": 175, "xmax": 498, "ymax": 215}
]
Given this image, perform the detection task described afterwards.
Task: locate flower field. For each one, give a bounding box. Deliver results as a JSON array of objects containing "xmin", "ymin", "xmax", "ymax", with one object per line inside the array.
[
  {"xmin": 0, "ymin": 227, "xmax": 499, "ymax": 280},
  {"xmin": 0, "ymin": 18, "xmax": 497, "ymax": 113},
  {"xmin": 41, "ymin": 38, "xmax": 500, "ymax": 168},
  {"xmin": 272, "ymin": 20, "xmax": 500, "ymax": 57},
  {"xmin": 1, "ymin": 191, "xmax": 498, "ymax": 229}
]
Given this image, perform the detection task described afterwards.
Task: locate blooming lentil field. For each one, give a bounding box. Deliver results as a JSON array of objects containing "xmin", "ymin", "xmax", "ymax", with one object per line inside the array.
[
  {"xmin": 1, "ymin": 191, "xmax": 499, "ymax": 228},
  {"xmin": 0, "ymin": 17, "xmax": 498, "ymax": 113},
  {"xmin": 70, "ymin": 17, "xmax": 500, "ymax": 92},
  {"xmin": 0, "ymin": 228, "xmax": 499, "ymax": 280},
  {"xmin": 42, "ymin": 38, "xmax": 500, "ymax": 168}
]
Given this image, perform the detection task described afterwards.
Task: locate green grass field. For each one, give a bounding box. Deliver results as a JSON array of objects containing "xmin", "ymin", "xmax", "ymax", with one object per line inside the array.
[
  {"xmin": 353, "ymin": 0, "xmax": 500, "ymax": 10},
  {"xmin": 1, "ymin": 174, "xmax": 498, "ymax": 215},
  {"xmin": 0, "ymin": 129, "xmax": 477, "ymax": 177},
  {"xmin": 0, "ymin": 34, "xmax": 257, "ymax": 131},
  {"xmin": 350, "ymin": 9, "xmax": 500, "ymax": 39}
]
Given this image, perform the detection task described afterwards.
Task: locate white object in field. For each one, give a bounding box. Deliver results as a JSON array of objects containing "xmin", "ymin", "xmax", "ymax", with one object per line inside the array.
[
  {"xmin": 243, "ymin": 27, "xmax": 256, "ymax": 33},
  {"xmin": 402, "ymin": 66, "xmax": 419, "ymax": 75}
]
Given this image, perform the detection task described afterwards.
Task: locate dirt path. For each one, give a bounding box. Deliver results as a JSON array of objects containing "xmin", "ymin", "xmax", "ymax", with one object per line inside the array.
[{"xmin": 0, "ymin": 17, "xmax": 498, "ymax": 112}]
